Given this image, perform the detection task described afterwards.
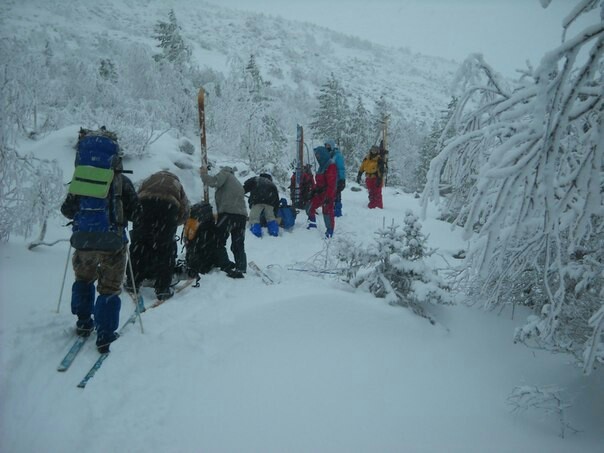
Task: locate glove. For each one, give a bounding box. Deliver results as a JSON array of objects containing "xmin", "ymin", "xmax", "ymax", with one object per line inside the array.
[
  {"xmin": 356, "ymin": 173, "xmax": 362, "ymax": 184},
  {"xmin": 337, "ymin": 179, "xmax": 346, "ymax": 192}
]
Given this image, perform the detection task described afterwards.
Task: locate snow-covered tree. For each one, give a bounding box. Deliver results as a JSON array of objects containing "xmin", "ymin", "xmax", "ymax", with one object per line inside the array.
[
  {"xmin": 153, "ymin": 9, "xmax": 191, "ymax": 67},
  {"xmin": 310, "ymin": 73, "xmax": 351, "ymax": 146},
  {"xmin": 343, "ymin": 96, "xmax": 372, "ymax": 170},
  {"xmin": 336, "ymin": 211, "xmax": 452, "ymax": 323},
  {"xmin": 99, "ymin": 58, "xmax": 118, "ymax": 84},
  {"xmin": 422, "ymin": 1, "xmax": 604, "ymax": 373},
  {"xmin": 387, "ymin": 117, "xmax": 428, "ymax": 192},
  {"xmin": 415, "ymin": 97, "xmax": 457, "ymax": 192},
  {"xmin": 208, "ymin": 56, "xmax": 288, "ymax": 179},
  {"xmin": 0, "ymin": 145, "xmax": 64, "ymax": 243}
]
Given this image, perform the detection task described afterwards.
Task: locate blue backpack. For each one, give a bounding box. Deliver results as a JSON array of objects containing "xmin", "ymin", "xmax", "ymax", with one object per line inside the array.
[
  {"xmin": 277, "ymin": 198, "xmax": 297, "ymax": 230},
  {"xmin": 68, "ymin": 128, "xmax": 125, "ymax": 251}
]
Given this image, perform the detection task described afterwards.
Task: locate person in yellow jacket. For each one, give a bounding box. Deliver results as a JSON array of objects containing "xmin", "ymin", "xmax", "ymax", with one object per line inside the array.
[{"xmin": 356, "ymin": 145, "xmax": 384, "ymax": 209}]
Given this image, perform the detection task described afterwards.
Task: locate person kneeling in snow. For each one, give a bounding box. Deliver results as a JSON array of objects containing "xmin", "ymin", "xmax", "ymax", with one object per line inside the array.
[{"xmin": 243, "ymin": 173, "xmax": 281, "ymax": 238}]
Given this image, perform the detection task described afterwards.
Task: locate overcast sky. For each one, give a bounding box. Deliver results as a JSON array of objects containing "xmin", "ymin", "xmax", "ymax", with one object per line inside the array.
[{"xmin": 210, "ymin": 0, "xmax": 593, "ymax": 78}]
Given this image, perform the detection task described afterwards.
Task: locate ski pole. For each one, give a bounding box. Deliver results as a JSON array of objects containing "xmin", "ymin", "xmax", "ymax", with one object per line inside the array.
[
  {"xmin": 125, "ymin": 244, "xmax": 144, "ymax": 334},
  {"xmin": 56, "ymin": 244, "xmax": 72, "ymax": 313}
]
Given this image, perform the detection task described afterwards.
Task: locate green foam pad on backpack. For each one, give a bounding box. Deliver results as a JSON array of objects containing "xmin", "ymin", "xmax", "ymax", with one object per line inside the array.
[{"xmin": 69, "ymin": 166, "xmax": 114, "ymax": 198}]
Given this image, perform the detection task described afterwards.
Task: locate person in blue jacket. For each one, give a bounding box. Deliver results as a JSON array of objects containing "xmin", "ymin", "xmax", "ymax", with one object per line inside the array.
[{"xmin": 325, "ymin": 138, "xmax": 345, "ymax": 217}]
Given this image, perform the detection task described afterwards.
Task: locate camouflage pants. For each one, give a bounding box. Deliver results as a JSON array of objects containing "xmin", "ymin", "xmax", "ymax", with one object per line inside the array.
[{"xmin": 72, "ymin": 247, "xmax": 127, "ymax": 295}]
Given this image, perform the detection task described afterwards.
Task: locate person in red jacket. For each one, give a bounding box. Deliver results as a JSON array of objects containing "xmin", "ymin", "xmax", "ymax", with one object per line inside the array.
[{"xmin": 306, "ymin": 146, "xmax": 337, "ymax": 238}]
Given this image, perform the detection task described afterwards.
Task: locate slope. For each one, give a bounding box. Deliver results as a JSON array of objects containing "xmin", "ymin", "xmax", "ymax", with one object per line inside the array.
[
  {"xmin": 0, "ymin": 129, "xmax": 603, "ymax": 452},
  {"xmin": 0, "ymin": 0, "xmax": 457, "ymax": 120}
]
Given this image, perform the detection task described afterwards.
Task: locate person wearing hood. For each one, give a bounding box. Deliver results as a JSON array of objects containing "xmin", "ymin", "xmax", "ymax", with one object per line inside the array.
[
  {"xmin": 128, "ymin": 171, "xmax": 190, "ymax": 301},
  {"xmin": 357, "ymin": 145, "xmax": 385, "ymax": 209},
  {"xmin": 306, "ymin": 146, "xmax": 337, "ymax": 238},
  {"xmin": 200, "ymin": 165, "xmax": 248, "ymax": 278},
  {"xmin": 324, "ymin": 138, "xmax": 346, "ymax": 217}
]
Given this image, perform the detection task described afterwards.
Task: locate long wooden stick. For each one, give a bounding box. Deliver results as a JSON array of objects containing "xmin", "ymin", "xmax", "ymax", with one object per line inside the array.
[{"xmin": 198, "ymin": 88, "xmax": 209, "ymax": 202}]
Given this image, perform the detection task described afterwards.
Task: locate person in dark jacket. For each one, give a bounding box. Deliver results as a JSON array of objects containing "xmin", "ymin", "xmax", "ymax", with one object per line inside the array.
[
  {"xmin": 128, "ymin": 171, "xmax": 190, "ymax": 300},
  {"xmin": 183, "ymin": 201, "xmax": 227, "ymax": 277},
  {"xmin": 200, "ymin": 165, "xmax": 247, "ymax": 278},
  {"xmin": 61, "ymin": 173, "xmax": 141, "ymax": 354},
  {"xmin": 244, "ymin": 173, "xmax": 280, "ymax": 237}
]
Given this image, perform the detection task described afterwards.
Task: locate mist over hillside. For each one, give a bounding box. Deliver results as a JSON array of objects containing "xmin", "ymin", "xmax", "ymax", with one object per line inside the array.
[
  {"xmin": 1, "ymin": 0, "xmax": 462, "ymax": 203},
  {"xmin": 1, "ymin": 0, "xmax": 457, "ymax": 123}
]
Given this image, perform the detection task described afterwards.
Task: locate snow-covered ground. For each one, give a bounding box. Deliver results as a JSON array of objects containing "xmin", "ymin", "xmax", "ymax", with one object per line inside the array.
[{"xmin": 0, "ymin": 129, "xmax": 602, "ymax": 452}]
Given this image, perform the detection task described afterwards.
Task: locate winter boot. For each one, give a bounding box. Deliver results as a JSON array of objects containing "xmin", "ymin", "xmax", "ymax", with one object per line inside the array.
[
  {"xmin": 306, "ymin": 214, "xmax": 317, "ymax": 229},
  {"xmin": 267, "ymin": 220, "xmax": 279, "ymax": 237},
  {"xmin": 76, "ymin": 317, "xmax": 94, "ymax": 337},
  {"xmin": 96, "ymin": 332, "xmax": 120, "ymax": 354},
  {"xmin": 250, "ymin": 223, "xmax": 263, "ymax": 238},
  {"xmin": 226, "ymin": 269, "xmax": 245, "ymax": 279},
  {"xmin": 325, "ymin": 228, "xmax": 334, "ymax": 238},
  {"xmin": 334, "ymin": 201, "xmax": 342, "ymax": 217},
  {"xmin": 71, "ymin": 281, "xmax": 95, "ymax": 336},
  {"xmin": 94, "ymin": 294, "xmax": 121, "ymax": 354},
  {"xmin": 156, "ymin": 287, "xmax": 175, "ymax": 301}
]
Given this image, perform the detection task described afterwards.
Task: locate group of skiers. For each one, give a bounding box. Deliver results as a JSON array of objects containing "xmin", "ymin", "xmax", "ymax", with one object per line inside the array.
[{"xmin": 61, "ymin": 128, "xmax": 386, "ymax": 354}]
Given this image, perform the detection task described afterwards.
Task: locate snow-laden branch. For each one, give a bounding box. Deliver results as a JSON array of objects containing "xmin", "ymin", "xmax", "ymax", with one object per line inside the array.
[{"xmin": 421, "ymin": 2, "xmax": 604, "ymax": 373}]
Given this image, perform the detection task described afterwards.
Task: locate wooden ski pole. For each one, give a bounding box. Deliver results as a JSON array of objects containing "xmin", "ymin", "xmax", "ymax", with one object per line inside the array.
[
  {"xmin": 381, "ymin": 114, "xmax": 389, "ymax": 187},
  {"xmin": 198, "ymin": 87, "xmax": 209, "ymax": 203}
]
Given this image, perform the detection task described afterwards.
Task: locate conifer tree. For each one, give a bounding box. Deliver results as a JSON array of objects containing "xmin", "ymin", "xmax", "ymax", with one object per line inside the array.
[
  {"xmin": 99, "ymin": 58, "xmax": 118, "ymax": 83},
  {"xmin": 415, "ymin": 97, "xmax": 457, "ymax": 192},
  {"xmin": 335, "ymin": 211, "xmax": 451, "ymax": 323},
  {"xmin": 153, "ymin": 9, "xmax": 191, "ymax": 67},
  {"xmin": 244, "ymin": 54, "xmax": 266, "ymax": 97},
  {"xmin": 345, "ymin": 96, "xmax": 372, "ymax": 166},
  {"xmin": 310, "ymin": 73, "xmax": 350, "ymax": 146}
]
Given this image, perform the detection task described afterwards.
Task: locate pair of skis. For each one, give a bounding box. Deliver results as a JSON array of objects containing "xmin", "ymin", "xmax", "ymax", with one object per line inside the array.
[
  {"xmin": 56, "ymin": 335, "xmax": 108, "ymax": 388},
  {"xmin": 58, "ymin": 278, "xmax": 196, "ymax": 388}
]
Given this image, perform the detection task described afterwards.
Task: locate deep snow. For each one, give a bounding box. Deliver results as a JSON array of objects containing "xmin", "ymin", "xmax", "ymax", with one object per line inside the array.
[{"xmin": 0, "ymin": 129, "xmax": 603, "ymax": 453}]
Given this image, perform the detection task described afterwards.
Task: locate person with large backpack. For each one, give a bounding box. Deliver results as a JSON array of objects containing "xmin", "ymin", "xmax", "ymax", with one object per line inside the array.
[
  {"xmin": 182, "ymin": 201, "xmax": 228, "ymax": 277},
  {"xmin": 243, "ymin": 173, "xmax": 280, "ymax": 238},
  {"xmin": 128, "ymin": 171, "xmax": 190, "ymax": 301},
  {"xmin": 357, "ymin": 145, "xmax": 385, "ymax": 209},
  {"xmin": 324, "ymin": 138, "xmax": 346, "ymax": 217},
  {"xmin": 61, "ymin": 127, "xmax": 141, "ymax": 354},
  {"xmin": 306, "ymin": 146, "xmax": 337, "ymax": 238}
]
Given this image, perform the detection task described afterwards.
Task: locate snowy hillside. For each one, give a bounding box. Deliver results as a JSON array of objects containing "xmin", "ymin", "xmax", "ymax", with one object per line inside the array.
[
  {"xmin": 1, "ymin": 1, "xmax": 603, "ymax": 451},
  {"xmin": 0, "ymin": 0, "xmax": 457, "ymax": 121},
  {"xmin": 1, "ymin": 129, "xmax": 603, "ymax": 453}
]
